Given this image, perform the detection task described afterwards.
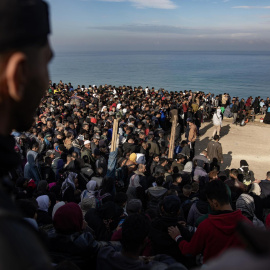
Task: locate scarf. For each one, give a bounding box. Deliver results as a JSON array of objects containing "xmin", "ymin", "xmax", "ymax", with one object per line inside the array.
[
  {"xmin": 36, "ymin": 195, "xmax": 50, "ymax": 212},
  {"xmin": 81, "ymin": 180, "xmax": 97, "ymax": 200},
  {"xmin": 61, "ymin": 172, "xmax": 77, "ymax": 196}
]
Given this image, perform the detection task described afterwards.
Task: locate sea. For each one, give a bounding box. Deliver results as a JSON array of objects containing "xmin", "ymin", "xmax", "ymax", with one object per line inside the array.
[{"xmin": 49, "ymin": 51, "xmax": 270, "ymax": 99}]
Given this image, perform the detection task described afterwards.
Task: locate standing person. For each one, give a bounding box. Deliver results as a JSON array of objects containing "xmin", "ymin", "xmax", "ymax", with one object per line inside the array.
[
  {"xmin": 212, "ymin": 107, "xmax": 222, "ymax": 138},
  {"xmin": 187, "ymin": 119, "xmax": 197, "ymax": 160},
  {"xmin": 24, "ymin": 142, "xmax": 41, "ymax": 184},
  {"xmin": 0, "ymin": 0, "xmax": 52, "ymax": 268},
  {"xmin": 231, "ymin": 100, "xmax": 239, "ymax": 124},
  {"xmin": 195, "ymin": 106, "xmax": 204, "ymax": 136},
  {"xmin": 168, "ymin": 181, "xmax": 250, "ymax": 264},
  {"xmin": 207, "ymin": 135, "xmax": 223, "ymax": 165}
]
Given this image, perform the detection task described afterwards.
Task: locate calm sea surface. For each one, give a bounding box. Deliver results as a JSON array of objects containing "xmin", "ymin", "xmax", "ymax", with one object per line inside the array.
[{"xmin": 49, "ymin": 51, "xmax": 270, "ymax": 99}]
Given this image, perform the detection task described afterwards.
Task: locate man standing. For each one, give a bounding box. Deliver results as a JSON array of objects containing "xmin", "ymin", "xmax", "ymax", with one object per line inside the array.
[
  {"xmin": 168, "ymin": 181, "xmax": 250, "ymax": 263},
  {"xmin": 187, "ymin": 119, "xmax": 197, "ymax": 160},
  {"xmin": 231, "ymin": 100, "xmax": 239, "ymax": 124},
  {"xmin": 207, "ymin": 135, "xmax": 223, "ymax": 165},
  {"xmin": 0, "ymin": 0, "xmax": 52, "ymax": 268}
]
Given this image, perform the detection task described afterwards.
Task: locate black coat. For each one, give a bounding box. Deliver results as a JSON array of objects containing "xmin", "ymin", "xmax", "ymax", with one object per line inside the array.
[
  {"xmin": 149, "ymin": 216, "xmax": 193, "ymax": 265},
  {"xmin": 36, "ymin": 210, "xmax": 52, "ymax": 227},
  {"xmin": 47, "ymin": 229, "xmax": 101, "ymax": 270}
]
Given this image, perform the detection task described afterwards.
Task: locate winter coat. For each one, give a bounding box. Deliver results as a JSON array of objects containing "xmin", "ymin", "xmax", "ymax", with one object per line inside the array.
[
  {"xmin": 212, "ymin": 110, "xmax": 222, "ymax": 126},
  {"xmin": 187, "ymin": 200, "xmax": 209, "ymax": 226},
  {"xmin": 146, "ymin": 186, "xmax": 167, "ymax": 213},
  {"xmin": 148, "ymin": 141, "xmax": 160, "ymax": 156},
  {"xmin": 207, "ymin": 141, "xmax": 223, "ymax": 163},
  {"xmin": 24, "ymin": 150, "xmax": 41, "ymax": 183},
  {"xmin": 47, "ymin": 229, "xmax": 104, "ymax": 270},
  {"xmin": 149, "ymin": 216, "xmax": 193, "ymax": 262},
  {"xmin": 188, "ymin": 123, "xmax": 197, "ymax": 143},
  {"xmin": 81, "ymin": 147, "xmax": 91, "ymax": 161},
  {"xmin": 97, "ymin": 246, "xmax": 175, "ymax": 270}
]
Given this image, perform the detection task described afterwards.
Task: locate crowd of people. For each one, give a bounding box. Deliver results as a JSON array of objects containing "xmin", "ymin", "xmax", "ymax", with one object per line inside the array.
[
  {"xmin": 10, "ymin": 81, "xmax": 270, "ymax": 269},
  {"xmin": 2, "ymin": 1, "xmax": 270, "ymax": 269}
]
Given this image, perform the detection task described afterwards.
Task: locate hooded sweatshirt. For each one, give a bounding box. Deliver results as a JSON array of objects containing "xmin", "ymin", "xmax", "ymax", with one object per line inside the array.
[{"xmin": 178, "ymin": 210, "xmax": 250, "ymax": 263}]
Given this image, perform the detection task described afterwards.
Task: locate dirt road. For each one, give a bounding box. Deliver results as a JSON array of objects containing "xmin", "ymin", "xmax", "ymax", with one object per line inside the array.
[{"xmin": 195, "ymin": 118, "xmax": 270, "ymax": 180}]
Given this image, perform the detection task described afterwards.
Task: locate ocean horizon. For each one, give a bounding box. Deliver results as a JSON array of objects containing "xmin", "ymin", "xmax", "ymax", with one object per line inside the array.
[{"xmin": 49, "ymin": 50, "xmax": 270, "ymax": 99}]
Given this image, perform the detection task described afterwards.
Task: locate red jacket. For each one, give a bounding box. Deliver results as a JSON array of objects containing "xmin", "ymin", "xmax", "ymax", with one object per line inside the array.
[{"xmin": 179, "ymin": 210, "xmax": 250, "ymax": 263}]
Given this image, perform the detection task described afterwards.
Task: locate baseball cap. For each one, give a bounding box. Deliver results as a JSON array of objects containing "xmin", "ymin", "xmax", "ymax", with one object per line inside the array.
[{"xmin": 0, "ymin": 0, "xmax": 50, "ymax": 52}]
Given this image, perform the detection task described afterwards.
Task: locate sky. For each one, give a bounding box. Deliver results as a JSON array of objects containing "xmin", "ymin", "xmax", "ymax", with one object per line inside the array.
[{"xmin": 46, "ymin": 0, "xmax": 270, "ymax": 51}]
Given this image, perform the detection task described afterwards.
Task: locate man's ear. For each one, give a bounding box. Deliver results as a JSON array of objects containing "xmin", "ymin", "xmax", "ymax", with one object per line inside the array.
[{"xmin": 5, "ymin": 52, "xmax": 27, "ymax": 102}]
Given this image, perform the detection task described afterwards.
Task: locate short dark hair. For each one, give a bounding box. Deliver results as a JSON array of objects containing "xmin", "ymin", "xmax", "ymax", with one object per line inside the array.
[
  {"xmin": 214, "ymin": 135, "xmax": 219, "ymax": 141},
  {"xmin": 16, "ymin": 199, "xmax": 37, "ymax": 218},
  {"xmin": 156, "ymin": 176, "xmax": 164, "ymax": 186},
  {"xmin": 114, "ymin": 192, "xmax": 128, "ymax": 207},
  {"xmin": 230, "ymin": 168, "xmax": 239, "ymax": 177},
  {"xmin": 121, "ymin": 214, "xmax": 150, "ymax": 252},
  {"xmin": 32, "ymin": 142, "xmax": 39, "ymax": 149},
  {"xmin": 205, "ymin": 180, "xmax": 230, "ymax": 206}
]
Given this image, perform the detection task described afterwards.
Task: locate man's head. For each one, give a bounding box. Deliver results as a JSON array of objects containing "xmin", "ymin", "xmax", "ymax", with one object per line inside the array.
[
  {"xmin": 121, "ymin": 214, "xmax": 150, "ymax": 254},
  {"xmin": 32, "ymin": 142, "xmax": 39, "ymax": 152},
  {"xmin": 0, "ymin": 0, "xmax": 52, "ymax": 134},
  {"xmin": 138, "ymin": 164, "xmax": 146, "ymax": 173},
  {"xmin": 266, "ymin": 171, "xmax": 270, "ymax": 180},
  {"xmin": 214, "ymin": 135, "xmax": 220, "ymax": 141},
  {"xmin": 205, "ymin": 180, "xmax": 230, "ymax": 211},
  {"xmin": 152, "ymin": 154, "xmax": 159, "ymax": 163},
  {"xmin": 84, "ymin": 140, "xmax": 91, "ymax": 150},
  {"xmin": 230, "ymin": 168, "xmax": 239, "ymax": 179},
  {"xmin": 126, "ymin": 199, "xmax": 142, "ymax": 215}
]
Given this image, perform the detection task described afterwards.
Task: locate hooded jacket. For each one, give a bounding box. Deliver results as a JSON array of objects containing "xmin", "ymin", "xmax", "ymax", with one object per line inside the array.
[{"xmin": 178, "ymin": 210, "xmax": 250, "ymax": 263}]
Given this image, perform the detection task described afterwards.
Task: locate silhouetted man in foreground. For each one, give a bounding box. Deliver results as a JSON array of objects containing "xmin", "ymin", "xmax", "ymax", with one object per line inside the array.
[{"xmin": 0, "ymin": 0, "xmax": 53, "ymax": 269}]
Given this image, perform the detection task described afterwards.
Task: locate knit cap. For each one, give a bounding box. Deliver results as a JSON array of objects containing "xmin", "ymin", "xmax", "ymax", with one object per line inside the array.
[{"xmin": 129, "ymin": 153, "xmax": 137, "ymax": 163}]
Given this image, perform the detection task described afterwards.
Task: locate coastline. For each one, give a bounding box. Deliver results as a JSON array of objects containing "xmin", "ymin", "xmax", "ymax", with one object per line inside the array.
[{"xmin": 196, "ymin": 117, "xmax": 270, "ymax": 180}]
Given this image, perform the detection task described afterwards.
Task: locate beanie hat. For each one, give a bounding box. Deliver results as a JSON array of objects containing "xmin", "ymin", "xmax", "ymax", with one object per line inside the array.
[{"xmin": 129, "ymin": 153, "xmax": 137, "ymax": 163}]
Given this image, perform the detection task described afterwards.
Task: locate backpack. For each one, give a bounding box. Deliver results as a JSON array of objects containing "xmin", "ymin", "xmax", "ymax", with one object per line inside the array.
[{"xmin": 238, "ymin": 168, "xmax": 254, "ymax": 185}]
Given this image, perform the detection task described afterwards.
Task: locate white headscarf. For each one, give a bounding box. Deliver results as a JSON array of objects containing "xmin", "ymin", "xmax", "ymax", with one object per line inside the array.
[
  {"xmin": 36, "ymin": 195, "xmax": 50, "ymax": 212},
  {"xmin": 52, "ymin": 201, "xmax": 65, "ymax": 219},
  {"xmin": 81, "ymin": 180, "xmax": 97, "ymax": 201}
]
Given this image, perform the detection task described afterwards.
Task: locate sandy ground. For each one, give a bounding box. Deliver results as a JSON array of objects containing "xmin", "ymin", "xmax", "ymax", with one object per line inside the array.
[{"xmin": 194, "ymin": 117, "xmax": 270, "ymax": 180}]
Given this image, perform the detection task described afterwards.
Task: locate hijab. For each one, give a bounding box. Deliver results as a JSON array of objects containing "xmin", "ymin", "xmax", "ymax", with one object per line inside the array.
[
  {"xmin": 53, "ymin": 202, "xmax": 83, "ymax": 234},
  {"xmin": 81, "ymin": 197, "xmax": 96, "ymax": 216},
  {"xmin": 36, "ymin": 195, "xmax": 50, "ymax": 212},
  {"xmin": 61, "ymin": 172, "xmax": 77, "ymax": 196},
  {"xmin": 52, "ymin": 201, "xmax": 65, "ymax": 219},
  {"xmin": 81, "ymin": 180, "xmax": 97, "ymax": 201}
]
